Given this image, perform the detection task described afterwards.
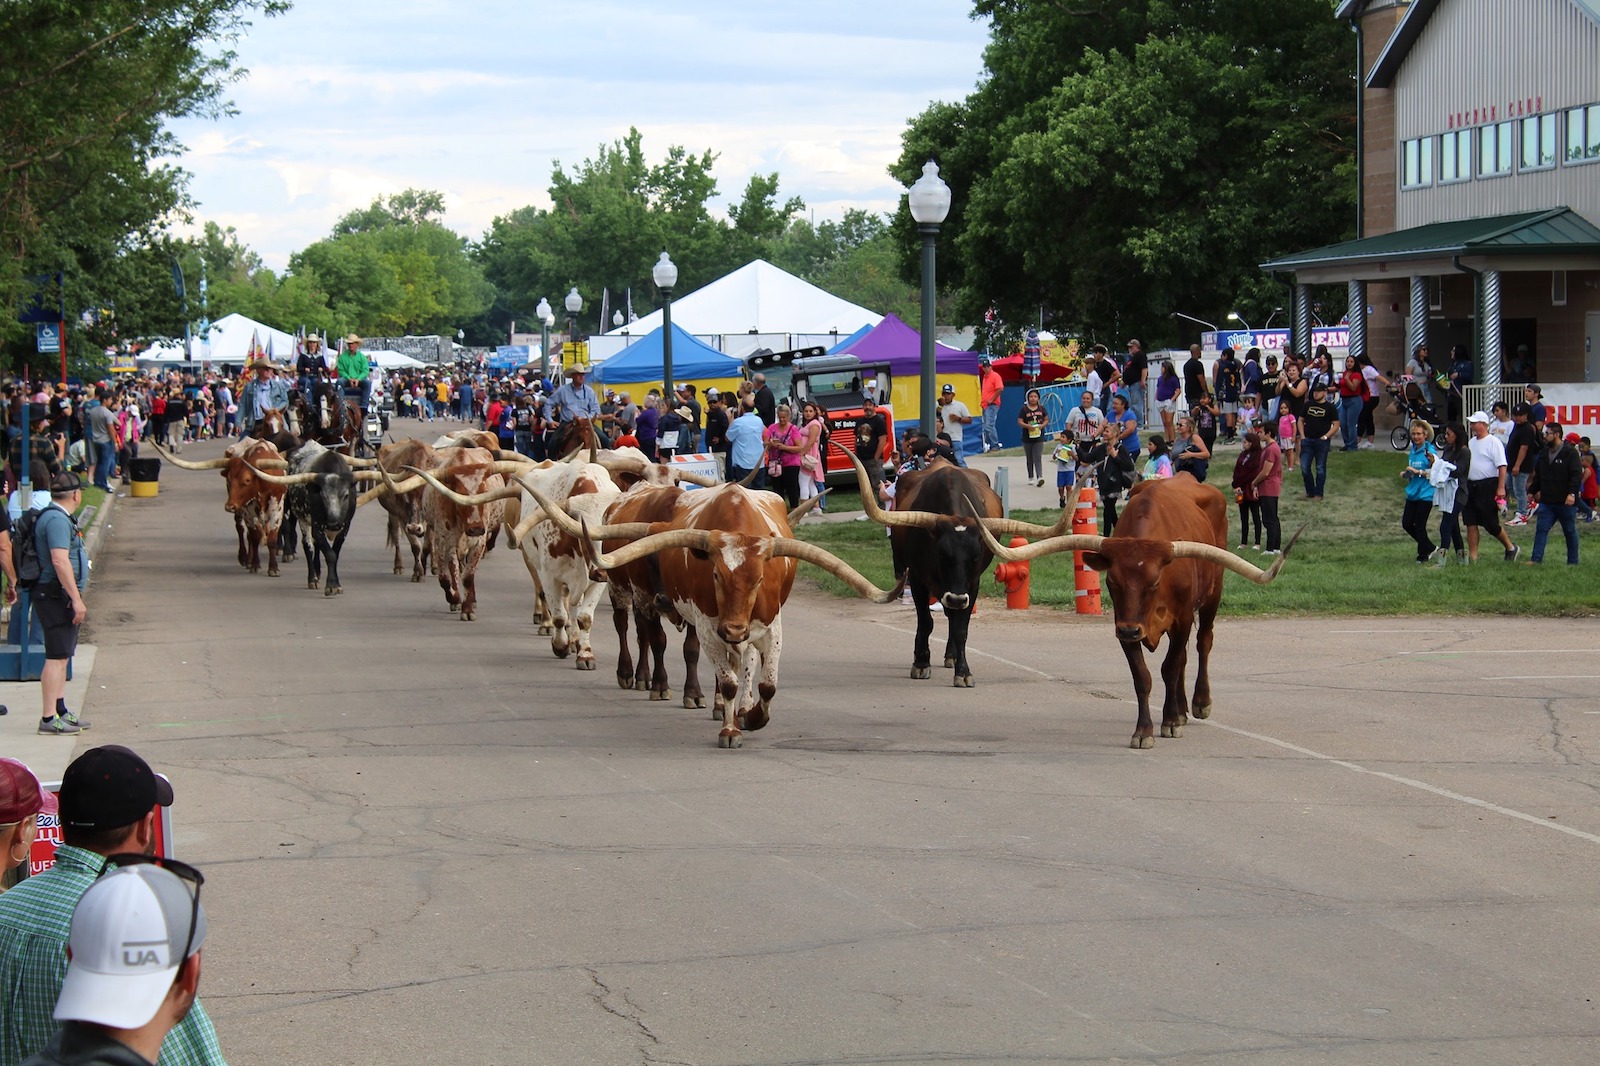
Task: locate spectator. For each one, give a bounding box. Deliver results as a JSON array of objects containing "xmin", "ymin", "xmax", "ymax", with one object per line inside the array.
[
  {"xmin": 1524, "ymin": 384, "xmax": 1547, "ymax": 430},
  {"xmin": 1080, "ymin": 422, "xmax": 1135, "ymax": 535},
  {"xmin": 635, "ymin": 395, "xmax": 659, "ymax": 462},
  {"xmin": 1462, "ymin": 410, "xmax": 1520, "ymax": 563},
  {"xmin": 1123, "ymin": 339, "xmax": 1149, "ymax": 427},
  {"xmin": 0, "ymin": 745, "xmax": 225, "ymax": 1065},
  {"xmin": 33, "ymin": 472, "xmax": 89, "ymax": 736},
  {"xmin": 751, "ymin": 374, "xmax": 776, "ymax": 426},
  {"xmin": 1433, "ymin": 422, "xmax": 1470, "ymax": 565},
  {"xmin": 1232, "ymin": 433, "xmax": 1262, "ymax": 549},
  {"xmin": 1171, "ymin": 414, "xmax": 1211, "ymax": 482},
  {"xmin": 853, "ymin": 396, "xmax": 889, "ymax": 502},
  {"xmin": 1253, "ymin": 429, "xmax": 1285, "ymax": 554},
  {"xmin": 725, "ymin": 400, "xmax": 765, "ymax": 485},
  {"xmin": 1109, "ymin": 394, "xmax": 1139, "ymax": 453},
  {"xmin": 1258, "ymin": 354, "xmax": 1281, "ymax": 426},
  {"xmin": 1400, "ymin": 419, "xmax": 1439, "ymax": 564},
  {"xmin": 1526, "ymin": 422, "xmax": 1582, "ymax": 565},
  {"xmin": 1487, "ymin": 401, "xmax": 1514, "ymax": 447},
  {"xmin": 704, "ymin": 389, "xmax": 729, "ymax": 468},
  {"xmin": 978, "ymin": 360, "xmax": 1003, "ymax": 452},
  {"xmin": 1336, "ymin": 356, "xmax": 1365, "ymax": 452},
  {"xmin": 1504, "ymin": 404, "xmax": 1538, "ymax": 523},
  {"xmin": 23, "ymin": 860, "xmax": 208, "ymax": 1066},
  {"xmin": 1406, "ymin": 343, "xmax": 1436, "ymax": 406},
  {"xmin": 85, "ymin": 392, "xmax": 115, "ymax": 494},
  {"xmin": 1356, "ymin": 354, "xmax": 1389, "ymax": 450},
  {"xmin": 1153, "ymin": 361, "xmax": 1181, "ymax": 441},
  {"xmin": 1213, "ymin": 347, "xmax": 1242, "ymax": 443},
  {"xmin": 1298, "ymin": 381, "xmax": 1338, "ymax": 501},
  {"xmin": 1445, "ymin": 344, "xmax": 1473, "ymax": 424},
  {"xmin": 762, "ymin": 404, "xmax": 806, "ymax": 508},
  {"xmin": 935, "ymin": 384, "xmax": 972, "ymax": 466},
  {"xmin": 675, "ymin": 385, "xmax": 702, "ymax": 453},
  {"xmin": 1017, "ymin": 388, "xmax": 1047, "ymax": 486},
  {"xmin": 1182, "ymin": 344, "xmax": 1209, "ymax": 410},
  {"xmin": 0, "ymin": 760, "xmax": 44, "ymax": 893},
  {"xmin": 1140, "ymin": 434, "xmax": 1173, "ymax": 482}
]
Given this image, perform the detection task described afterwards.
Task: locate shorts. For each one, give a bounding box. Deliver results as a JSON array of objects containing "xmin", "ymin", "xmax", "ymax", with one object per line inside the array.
[
  {"xmin": 1462, "ymin": 479, "xmax": 1503, "ymax": 533},
  {"xmin": 1156, "ymin": 394, "xmax": 1181, "ymax": 414},
  {"xmin": 33, "ymin": 587, "xmax": 81, "ymax": 660},
  {"xmin": 1278, "ymin": 435, "xmax": 1294, "ymax": 452},
  {"xmin": 1057, "ymin": 468, "xmax": 1075, "ymax": 489},
  {"xmin": 1218, "ymin": 401, "xmax": 1239, "ymax": 415}
]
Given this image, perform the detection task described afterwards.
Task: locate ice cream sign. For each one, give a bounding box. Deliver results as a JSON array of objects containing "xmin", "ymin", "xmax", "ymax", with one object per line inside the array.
[{"xmin": 1203, "ymin": 328, "xmax": 1350, "ymax": 354}]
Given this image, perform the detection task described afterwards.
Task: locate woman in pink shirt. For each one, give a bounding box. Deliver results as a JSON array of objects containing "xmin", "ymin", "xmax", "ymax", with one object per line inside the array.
[{"xmin": 1251, "ymin": 429, "xmax": 1285, "ymax": 554}]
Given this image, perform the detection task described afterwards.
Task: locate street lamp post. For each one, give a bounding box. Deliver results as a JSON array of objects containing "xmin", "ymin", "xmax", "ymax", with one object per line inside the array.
[
  {"xmin": 907, "ymin": 160, "xmax": 952, "ymax": 440},
  {"xmin": 535, "ymin": 297, "xmax": 553, "ymax": 379},
  {"xmin": 1226, "ymin": 311, "xmax": 1254, "ymax": 334},
  {"xmin": 1169, "ymin": 311, "xmax": 1220, "ymax": 333},
  {"xmin": 652, "ymin": 251, "xmax": 678, "ymax": 399},
  {"xmin": 564, "ymin": 288, "xmax": 583, "ymax": 377}
]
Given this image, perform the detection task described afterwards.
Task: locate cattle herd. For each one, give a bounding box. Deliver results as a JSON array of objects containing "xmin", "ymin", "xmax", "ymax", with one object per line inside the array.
[{"xmin": 156, "ymin": 411, "xmax": 1301, "ymax": 750}]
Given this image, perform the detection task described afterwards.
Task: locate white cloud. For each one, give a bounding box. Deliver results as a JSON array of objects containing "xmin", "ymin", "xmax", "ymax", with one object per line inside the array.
[{"xmin": 167, "ymin": 0, "xmax": 990, "ymax": 270}]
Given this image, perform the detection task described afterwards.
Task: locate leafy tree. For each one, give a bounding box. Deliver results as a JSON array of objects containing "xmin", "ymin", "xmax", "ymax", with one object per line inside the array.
[
  {"xmin": 0, "ymin": 0, "xmax": 287, "ymax": 373},
  {"xmin": 895, "ymin": 0, "xmax": 1355, "ymax": 349}
]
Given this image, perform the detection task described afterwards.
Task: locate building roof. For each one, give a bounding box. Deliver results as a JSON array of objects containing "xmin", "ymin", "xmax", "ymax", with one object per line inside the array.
[
  {"xmin": 1261, "ymin": 208, "xmax": 1600, "ymax": 273},
  {"xmin": 604, "ymin": 260, "xmax": 880, "ymax": 337},
  {"xmin": 1359, "ymin": 0, "xmax": 1600, "ymax": 88}
]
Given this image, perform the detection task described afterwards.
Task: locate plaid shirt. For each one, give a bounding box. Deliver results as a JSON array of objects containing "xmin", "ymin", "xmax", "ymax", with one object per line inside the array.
[{"xmin": 0, "ymin": 846, "xmax": 226, "ymax": 1066}]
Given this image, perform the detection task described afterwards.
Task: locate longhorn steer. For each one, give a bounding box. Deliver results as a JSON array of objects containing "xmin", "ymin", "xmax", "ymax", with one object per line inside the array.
[
  {"xmin": 407, "ymin": 449, "xmax": 512, "ymax": 620},
  {"xmin": 543, "ymin": 483, "xmax": 899, "ymax": 748},
  {"xmin": 851, "ymin": 452, "xmax": 1067, "ymax": 687},
  {"xmin": 374, "ymin": 439, "xmax": 438, "ymax": 581},
  {"xmin": 153, "ymin": 441, "xmax": 289, "ymax": 574},
  {"xmin": 980, "ymin": 474, "xmax": 1301, "ymax": 748},
  {"xmin": 249, "ymin": 440, "xmax": 361, "ymax": 595}
]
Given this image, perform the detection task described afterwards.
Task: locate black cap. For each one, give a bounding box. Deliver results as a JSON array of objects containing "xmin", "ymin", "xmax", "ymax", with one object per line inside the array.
[
  {"xmin": 59, "ymin": 746, "xmax": 174, "ymax": 833},
  {"xmin": 49, "ymin": 471, "xmax": 82, "ymax": 494},
  {"xmin": 1512, "ymin": 403, "xmax": 1531, "ymax": 417}
]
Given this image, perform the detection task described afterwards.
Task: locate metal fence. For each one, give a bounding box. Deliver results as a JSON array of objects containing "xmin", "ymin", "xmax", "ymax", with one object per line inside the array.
[{"xmin": 1461, "ymin": 382, "xmax": 1529, "ymax": 419}]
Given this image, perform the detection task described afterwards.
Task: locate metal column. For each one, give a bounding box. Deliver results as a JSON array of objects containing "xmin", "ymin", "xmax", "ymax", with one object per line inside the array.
[
  {"xmin": 1346, "ymin": 280, "xmax": 1366, "ymax": 362},
  {"xmin": 1407, "ymin": 276, "xmax": 1429, "ymax": 362},
  {"xmin": 1293, "ymin": 285, "xmax": 1312, "ymax": 357},
  {"xmin": 1481, "ymin": 269, "xmax": 1502, "ymax": 388}
]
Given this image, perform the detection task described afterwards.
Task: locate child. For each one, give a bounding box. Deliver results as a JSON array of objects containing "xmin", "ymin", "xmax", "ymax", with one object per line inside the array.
[
  {"xmin": 1238, "ymin": 394, "xmax": 1260, "ymax": 431},
  {"xmin": 1277, "ymin": 403, "xmax": 1298, "ymax": 469},
  {"xmin": 1052, "ymin": 430, "xmax": 1077, "ymax": 507},
  {"xmin": 1579, "ymin": 450, "xmax": 1598, "ymax": 521}
]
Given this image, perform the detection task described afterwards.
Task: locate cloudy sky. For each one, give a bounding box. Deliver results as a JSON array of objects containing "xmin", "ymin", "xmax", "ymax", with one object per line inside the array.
[{"xmin": 169, "ymin": 0, "xmax": 992, "ymax": 272}]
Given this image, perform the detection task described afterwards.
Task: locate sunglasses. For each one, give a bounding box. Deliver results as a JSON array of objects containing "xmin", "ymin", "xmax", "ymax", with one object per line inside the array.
[{"xmin": 102, "ymin": 853, "xmax": 204, "ymax": 962}]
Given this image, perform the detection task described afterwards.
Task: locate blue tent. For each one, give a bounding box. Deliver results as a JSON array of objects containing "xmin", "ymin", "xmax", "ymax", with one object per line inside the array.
[
  {"xmin": 593, "ymin": 323, "xmax": 745, "ymax": 385},
  {"xmin": 826, "ymin": 323, "xmax": 872, "ymax": 355}
]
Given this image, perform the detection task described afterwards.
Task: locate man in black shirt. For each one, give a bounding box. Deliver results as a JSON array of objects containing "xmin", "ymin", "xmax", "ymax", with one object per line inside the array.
[
  {"xmin": 704, "ymin": 389, "xmax": 730, "ymax": 463},
  {"xmin": 1297, "ymin": 381, "xmax": 1338, "ymax": 500},
  {"xmin": 752, "ymin": 374, "xmax": 776, "ymax": 426},
  {"xmin": 1123, "ymin": 340, "xmax": 1149, "ymax": 428},
  {"xmin": 854, "ymin": 396, "xmax": 888, "ymax": 502},
  {"xmin": 1504, "ymin": 404, "xmax": 1538, "ymax": 523},
  {"xmin": 1182, "ymin": 344, "xmax": 1210, "ymax": 408},
  {"xmin": 1258, "ymin": 356, "xmax": 1282, "ymax": 424}
]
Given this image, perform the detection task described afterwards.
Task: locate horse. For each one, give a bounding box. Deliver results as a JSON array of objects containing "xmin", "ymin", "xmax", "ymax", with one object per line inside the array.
[{"xmin": 548, "ymin": 416, "xmax": 601, "ymax": 462}]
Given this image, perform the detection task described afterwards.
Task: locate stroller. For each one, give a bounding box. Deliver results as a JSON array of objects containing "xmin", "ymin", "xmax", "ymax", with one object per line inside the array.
[{"xmin": 1386, "ymin": 379, "xmax": 1447, "ymax": 450}]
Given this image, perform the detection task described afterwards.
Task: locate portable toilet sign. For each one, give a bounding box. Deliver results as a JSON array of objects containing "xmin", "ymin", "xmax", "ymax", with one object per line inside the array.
[{"xmin": 36, "ymin": 322, "xmax": 60, "ymax": 353}]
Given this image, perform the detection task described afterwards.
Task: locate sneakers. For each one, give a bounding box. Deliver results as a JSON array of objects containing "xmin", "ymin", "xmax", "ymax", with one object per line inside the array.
[
  {"xmin": 38, "ymin": 716, "xmax": 80, "ymax": 735},
  {"xmin": 1505, "ymin": 544, "xmax": 1521, "ymax": 562},
  {"xmin": 1429, "ymin": 547, "xmax": 1448, "ymax": 567},
  {"xmin": 58, "ymin": 708, "xmax": 89, "ymax": 729},
  {"xmin": 1507, "ymin": 513, "xmax": 1527, "ymax": 526}
]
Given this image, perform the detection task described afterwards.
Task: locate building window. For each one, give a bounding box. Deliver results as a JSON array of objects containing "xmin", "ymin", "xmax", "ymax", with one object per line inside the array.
[
  {"xmin": 1566, "ymin": 104, "xmax": 1600, "ymax": 163},
  {"xmin": 1521, "ymin": 113, "xmax": 1557, "ymax": 170},
  {"xmin": 1402, "ymin": 137, "xmax": 1433, "ymax": 188},
  {"xmin": 1479, "ymin": 121, "xmax": 1513, "ymax": 176},
  {"xmin": 1440, "ymin": 129, "xmax": 1472, "ymax": 182}
]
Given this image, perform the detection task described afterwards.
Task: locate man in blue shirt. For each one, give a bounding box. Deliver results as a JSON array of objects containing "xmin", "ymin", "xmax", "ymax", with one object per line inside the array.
[
  {"xmin": 547, "ymin": 365, "xmax": 600, "ymax": 426},
  {"xmin": 725, "ymin": 400, "xmax": 766, "ymax": 484},
  {"xmin": 238, "ymin": 359, "xmax": 290, "ymax": 436}
]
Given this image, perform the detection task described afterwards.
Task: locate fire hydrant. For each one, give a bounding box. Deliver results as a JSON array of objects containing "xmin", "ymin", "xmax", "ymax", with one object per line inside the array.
[{"xmin": 993, "ymin": 536, "xmax": 1031, "ymax": 610}]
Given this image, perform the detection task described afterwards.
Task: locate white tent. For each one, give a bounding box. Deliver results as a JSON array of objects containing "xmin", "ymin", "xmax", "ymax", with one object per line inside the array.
[
  {"xmin": 366, "ymin": 349, "xmax": 426, "ymax": 369},
  {"xmin": 605, "ymin": 260, "xmax": 880, "ymax": 338},
  {"xmin": 139, "ymin": 312, "xmax": 300, "ymax": 364}
]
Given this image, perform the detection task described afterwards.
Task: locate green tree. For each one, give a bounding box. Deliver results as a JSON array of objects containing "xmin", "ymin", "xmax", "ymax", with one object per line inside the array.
[
  {"xmin": 895, "ymin": 0, "xmax": 1355, "ymax": 348},
  {"xmin": 0, "ymin": 0, "xmax": 287, "ymax": 373}
]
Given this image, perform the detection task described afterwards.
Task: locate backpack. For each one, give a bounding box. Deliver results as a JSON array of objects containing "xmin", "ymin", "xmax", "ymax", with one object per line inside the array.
[{"xmin": 12, "ymin": 505, "xmax": 54, "ymax": 589}]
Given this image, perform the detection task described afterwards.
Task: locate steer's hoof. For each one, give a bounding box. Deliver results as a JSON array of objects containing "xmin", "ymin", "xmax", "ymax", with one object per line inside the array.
[
  {"xmin": 617, "ymin": 676, "xmax": 635, "ymax": 690},
  {"xmin": 1130, "ymin": 734, "xmax": 1155, "ymax": 750},
  {"xmin": 953, "ymin": 675, "xmax": 974, "ymax": 688},
  {"xmin": 718, "ymin": 729, "xmax": 743, "ymax": 749},
  {"xmin": 576, "ymin": 657, "xmax": 596, "ymax": 671},
  {"xmin": 741, "ymin": 706, "xmax": 770, "ymax": 731},
  {"xmin": 410, "ymin": 574, "xmax": 423, "ymax": 583},
  {"xmin": 552, "ymin": 643, "xmax": 570, "ymax": 659},
  {"xmin": 1191, "ymin": 703, "xmax": 1212, "ymax": 720},
  {"xmin": 448, "ymin": 602, "xmax": 459, "ymax": 613},
  {"xmin": 268, "ymin": 568, "xmax": 279, "ymax": 577},
  {"xmin": 683, "ymin": 695, "xmax": 704, "ymax": 709},
  {"xmin": 324, "ymin": 585, "xmax": 338, "ymax": 598},
  {"xmin": 1161, "ymin": 722, "xmax": 1182, "ymax": 738},
  {"xmin": 308, "ymin": 579, "xmax": 319, "ymax": 590},
  {"xmin": 910, "ymin": 666, "xmax": 932, "ymax": 680},
  {"xmin": 650, "ymin": 688, "xmax": 670, "ymax": 702},
  {"xmin": 537, "ymin": 624, "xmax": 553, "ymax": 636},
  {"xmin": 393, "ymin": 565, "xmax": 404, "ymax": 575},
  {"xmin": 944, "ymin": 656, "xmax": 956, "ymax": 668}
]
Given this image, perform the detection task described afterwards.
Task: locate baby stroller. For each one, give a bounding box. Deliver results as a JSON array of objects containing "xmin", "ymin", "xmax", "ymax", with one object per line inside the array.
[{"xmin": 1386, "ymin": 379, "xmax": 1447, "ymax": 450}]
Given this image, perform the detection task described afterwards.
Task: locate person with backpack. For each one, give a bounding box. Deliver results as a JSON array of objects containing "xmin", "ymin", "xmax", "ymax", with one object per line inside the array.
[{"xmin": 22, "ymin": 472, "xmax": 89, "ymax": 734}]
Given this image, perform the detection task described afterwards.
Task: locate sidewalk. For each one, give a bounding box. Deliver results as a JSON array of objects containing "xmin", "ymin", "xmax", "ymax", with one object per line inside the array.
[{"xmin": 0, "ymin": 487, "xmax": 118, "ymax": 785}]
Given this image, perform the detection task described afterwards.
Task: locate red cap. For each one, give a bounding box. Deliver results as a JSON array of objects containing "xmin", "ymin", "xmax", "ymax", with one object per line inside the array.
[
  {"xmin": 1565, "ymin": 432, "xmax": 1581, "ymax": 445},
  {"xmin": 0, "ymin": 759, "xmax": 45, "ymax": 823}
]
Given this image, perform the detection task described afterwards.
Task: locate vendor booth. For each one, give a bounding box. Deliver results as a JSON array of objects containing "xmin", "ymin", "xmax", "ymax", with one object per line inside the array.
[{"xmin": 593, "ymin": 323, "xmax": 745, "ymax": 400}]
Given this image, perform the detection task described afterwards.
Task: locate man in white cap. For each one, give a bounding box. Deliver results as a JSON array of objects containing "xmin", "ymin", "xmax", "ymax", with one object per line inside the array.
[
  {"xmin": 24, "ymin": 862, "xmax": 207, "ymax": 1065},
  {"xmin": 1462, "ymin": 410, "xmax": 1519, "ymax": 563}
]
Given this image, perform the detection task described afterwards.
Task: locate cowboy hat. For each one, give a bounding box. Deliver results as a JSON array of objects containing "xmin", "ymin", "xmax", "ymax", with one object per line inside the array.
[
  {"xmin": 245, "ymin": 356, "xmax": 278, "ymax": 372},
  {"xmin": 568, "ymin": 363, "xmax": 590, "ymax": 375},
  {"xmin": 344, "ymin": 334, "xmax": 363, "ymax": 346}
]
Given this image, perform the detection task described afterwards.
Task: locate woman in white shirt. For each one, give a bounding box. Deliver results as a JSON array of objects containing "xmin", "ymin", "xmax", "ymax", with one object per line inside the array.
[{"xmin": 1487, "ymin": 401, "xmax": 1514, "ymax": 446}]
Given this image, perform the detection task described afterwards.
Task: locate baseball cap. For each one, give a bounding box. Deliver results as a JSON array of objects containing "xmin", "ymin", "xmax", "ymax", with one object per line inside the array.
[
  {"xmin": 1511, "ymin": 403, "xmax": 1531, "ymax": 417},
  {"xmin": 54, "ymin": 862, "xmax": 207, "ymax": 1029},
  {"xmin": 940, "ymin": 383, "xmax": 955, "ymax": 394},
  {"xmin": 59, "ymin": 746, "xmax": 174, "ymax": 834},
  {"xmin": 1468, "ymin": 410, "xmax": 1490, "ymax": 424},
  {"xmin": 705, "ymin": 388, "xmax": 719, "ymax": 400},
  {"xmin": 0, "ymin": 758, "xmax": 45, "ymax": 823},
  {"xmin": 49, "ymin": 471, "xmax": 82, "ymax": 494},
  {"xmin": 1565, "ymin": 432, "xmax": 1581, "ymax": 445}
]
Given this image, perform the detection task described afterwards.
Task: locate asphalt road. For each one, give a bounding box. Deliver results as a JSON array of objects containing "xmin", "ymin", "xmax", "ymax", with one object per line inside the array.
[{"xmin": 61, "ymin": 428, "xmax": 1600, "ymax": 1065}]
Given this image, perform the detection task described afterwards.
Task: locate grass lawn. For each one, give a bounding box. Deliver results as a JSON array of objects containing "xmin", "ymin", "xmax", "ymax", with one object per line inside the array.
[{"xmin": 797, "ymin": 451, "xmax": 1600, "ymax": 617}]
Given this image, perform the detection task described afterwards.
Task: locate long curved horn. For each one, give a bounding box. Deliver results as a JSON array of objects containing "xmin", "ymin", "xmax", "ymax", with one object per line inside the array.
[
  {"xmin": 736, "ymin": 464, "xmax": 761, "ymax": 488},
  {"xmin": 596, "ymin": 453, "xmax": 646, "ymax": 475},
  {"xmin": 150, "ymin": 444, "xmax": 230, "ymax": 470},
  {"xmin": 973, "ymin": 518, "xmax": 1107, "ymax": 562},
  {"xmin": 510, "ymin": 508, "xmax": 548, "ymax": 544},
  {"xmin": 771, "ymin": 538, "xmax": 903, "ymax": 603},
  {"xmin": 245, "ymin": 464, "xmax": 317, "ymax": 486},
  {"xmin": 787, "ymin": 492, "xmax": 826, "ymax": 526},
  {"xmin": 843, "ymin": 449, "xmax": 942, "ymax": 529},
  {"xmin": 494, "ymin": 450, "xmax": 539, "ymax": 464},
  {"xmin": 488, "ymin": 460, "xmax": 538, "ymax": 476},
  {"xmin": 345, "ymin": 457, "xmax": 378, "ymax": 469},
  {"xmin": 403, "ymin": 467, "xmax": 523, "ymax": 507},
  {"xmin": 580, "ymin": 523, "xmax": 711, "ymax": 571},
  {"xmin": 524, "ymin": 486, "xmax": 654, "ymax": 543},
  {"xmin": 359, "ymin": 471, "xmax": 425, "ymax": 506},
  {"xmin": 350, "ymin": 471, "xmax": 389, "ymax": 482},
  {"xmin": 1171, "ymin": 524, "xmax": 1305, "ymax": 584},
  {"xmin": 673, "ymin": 468, "xmax": 720, "ymax": 488}
]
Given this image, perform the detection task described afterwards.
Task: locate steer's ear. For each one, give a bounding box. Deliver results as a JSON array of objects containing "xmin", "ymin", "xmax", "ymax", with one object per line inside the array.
[{"xmin": 1083, "ymin": 551, "xmax": 1110, "ymax": 572}]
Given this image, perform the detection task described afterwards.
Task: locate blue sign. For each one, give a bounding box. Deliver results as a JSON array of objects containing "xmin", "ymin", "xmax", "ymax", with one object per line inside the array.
[{"xmin": 36, "ymin": 323, "xmax": 60, "ymax": 354}]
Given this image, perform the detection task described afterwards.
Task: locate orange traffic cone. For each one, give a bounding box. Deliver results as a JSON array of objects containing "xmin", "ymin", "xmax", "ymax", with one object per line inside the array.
[{"xmin": 1072, "ymin": 486, "xmax": 1101, "ymax": 615}]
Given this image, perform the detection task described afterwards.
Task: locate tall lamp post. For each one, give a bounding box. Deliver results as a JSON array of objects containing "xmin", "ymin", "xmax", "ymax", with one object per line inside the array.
[
  {"xmin": 564, "ymin": 288, "xmax": 583, "ymax": 376},
  {"xmin": 535, "ymin": 297, "xmax": 553, "ymax": 379},
  {"xmin": 907, "ymin": 161, "xmax": 952, "ymax": 439},
  {"xmin": 1226, "ymin": 311, "xmax": 1253, "ymax": 333},
  {"xmin": 652, "ymin": 251, "xmax": 678, "ymax": 398}
]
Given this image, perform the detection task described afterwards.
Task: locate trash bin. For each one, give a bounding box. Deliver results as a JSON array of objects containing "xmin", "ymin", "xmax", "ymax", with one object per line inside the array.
[{"xmin": 129, "ymin": 456, "xmax": 161, "ymax": 498}]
